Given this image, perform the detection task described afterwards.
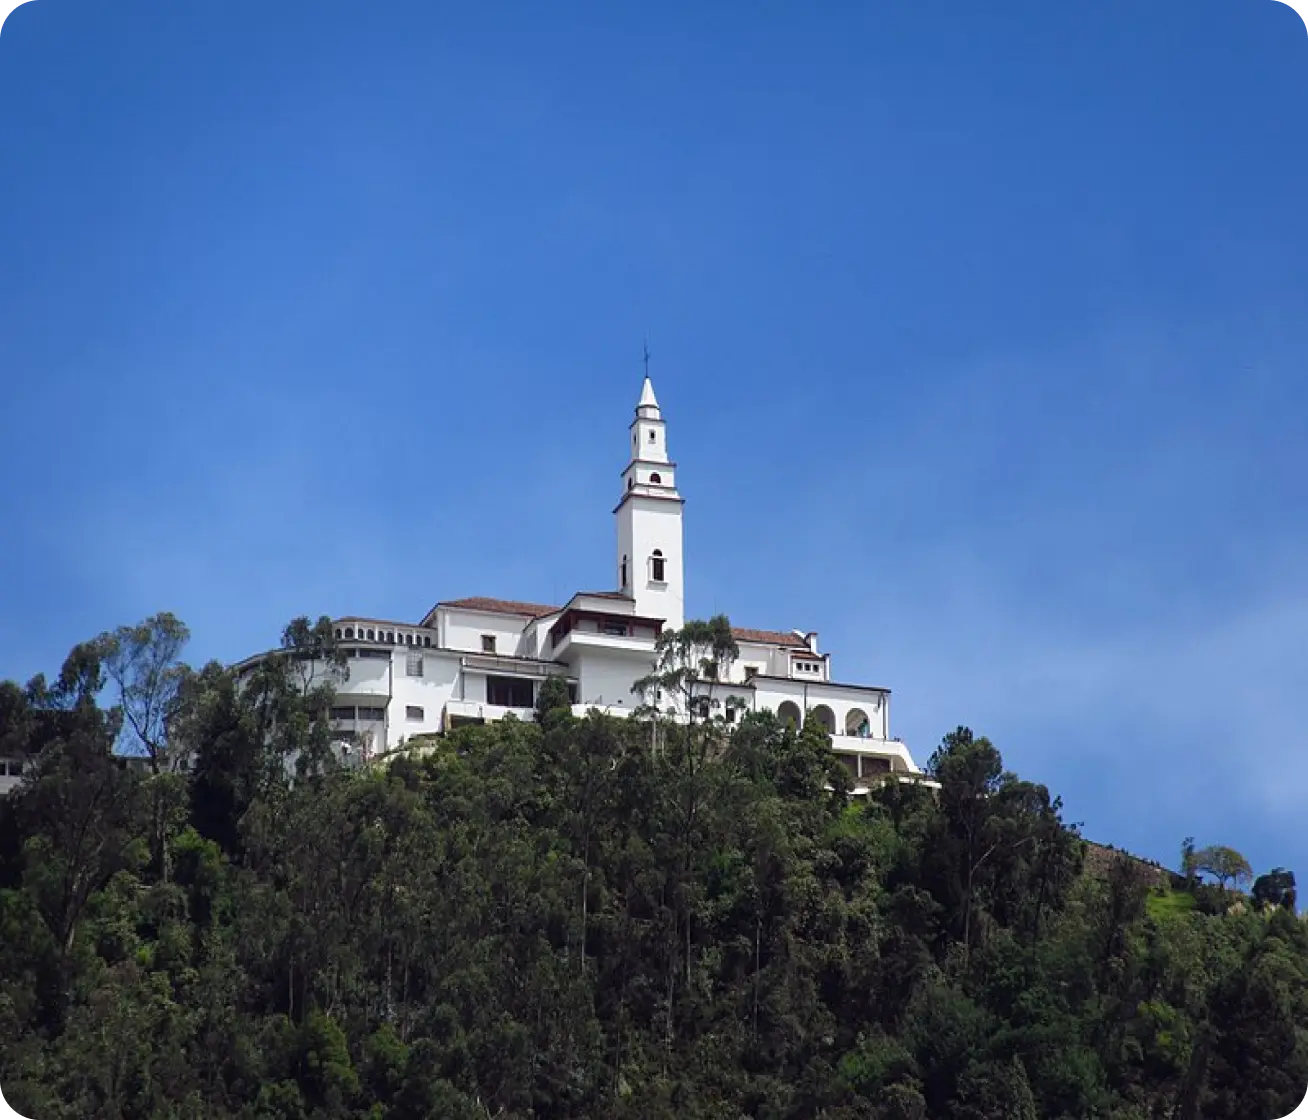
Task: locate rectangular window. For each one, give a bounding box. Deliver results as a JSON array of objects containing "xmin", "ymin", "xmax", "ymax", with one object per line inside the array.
[
  {"xmin": 481, "ymin": 635, "xmax": 497, "ymax": 654},
  {"xmin": 358, "ymin": 706, "xmax": 386, "ymax": 721},
  {"xmin": 406, "ymin": 653, "xmax": 424, "ymax": 677},
  {"xmin": 744, "ymin": 666, "xmax": 759, "ymax": 681},
  {"xmin": 406, "ymin": 705, "xmax": 424, "ymax": 721},
  {"xmin": 600, "ymin": 621, "xmax": 629, "ymax": 636},
  {"xmin": 330, "ymin": 706, "xmax": 356, "ymax": 721},
  {"xmin": 359, "ymin": 648, "xmax": 391, "ymax": 660},
  {"xmin": 487, "ymin": 675, "xmax": 534, "ymax": 708}
]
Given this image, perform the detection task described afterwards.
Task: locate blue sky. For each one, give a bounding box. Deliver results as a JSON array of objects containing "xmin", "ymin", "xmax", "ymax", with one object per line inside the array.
[{"xmin": 1, "ymin": 0, "xmax": 1306, "ymax": 881}]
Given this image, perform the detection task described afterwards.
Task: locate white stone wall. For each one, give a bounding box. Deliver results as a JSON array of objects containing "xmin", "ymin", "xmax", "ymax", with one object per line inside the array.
[
  {"xmin": 617, "ymin": 495, "xmax": 685, "ymax": 629},
  {"xmin": 572, "ymin": 646, "xmax": 655, "ymax": 714},
  {"xmin": 439, "ymin": 609, "xmax": 532, "ymax": 657}
]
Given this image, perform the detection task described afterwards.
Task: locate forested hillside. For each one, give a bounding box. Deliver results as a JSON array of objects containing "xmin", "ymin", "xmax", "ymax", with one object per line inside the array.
[{"xmin": 0, "ymin": 614, "xmax": 1304, "ymax": 1119}]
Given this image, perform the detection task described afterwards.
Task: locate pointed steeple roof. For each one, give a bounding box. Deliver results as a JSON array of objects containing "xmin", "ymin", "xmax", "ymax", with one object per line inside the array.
[{"xmin": 638, "ymin": 376, "xmax": 659, "ymax": 410}]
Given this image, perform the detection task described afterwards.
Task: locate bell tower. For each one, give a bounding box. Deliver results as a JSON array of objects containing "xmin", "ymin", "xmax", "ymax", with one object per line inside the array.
[{"xmin": 615, "ymin": 375, "xmax": 684, "ymax": 629}]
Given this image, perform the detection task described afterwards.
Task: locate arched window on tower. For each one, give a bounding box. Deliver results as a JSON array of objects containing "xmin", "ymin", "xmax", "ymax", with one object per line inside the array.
[
  {"xmin": 650, "ymin": 549, "xmax": 666, "ymax": 582},
  {"xmin": 621, "ymin": 555, "xmax": 628, "ymax": 589},
  {"xmin": 650, "ymin": 472, "xmax": 662, "ymax": 484}
]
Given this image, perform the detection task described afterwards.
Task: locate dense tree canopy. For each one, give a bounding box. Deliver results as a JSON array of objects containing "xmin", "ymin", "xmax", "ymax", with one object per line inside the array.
[{"xmin": 0, "ymin": 615, "xmax": 1304, "ymax": 1119}]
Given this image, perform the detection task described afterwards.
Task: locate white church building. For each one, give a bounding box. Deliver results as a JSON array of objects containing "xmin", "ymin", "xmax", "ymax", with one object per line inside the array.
[{"xmin": 235, "ymin": 377, "xmax": 925, "ymax": 791}]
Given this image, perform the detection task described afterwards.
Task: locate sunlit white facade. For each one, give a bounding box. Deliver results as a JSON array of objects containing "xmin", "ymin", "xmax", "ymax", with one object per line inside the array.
[{"xmin": 234, "ymin": 378, "xmax": 925, "ymax": 789}]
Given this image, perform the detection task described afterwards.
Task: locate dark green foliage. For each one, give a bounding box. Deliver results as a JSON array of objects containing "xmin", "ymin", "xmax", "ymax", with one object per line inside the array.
[
  {"xmin": 1253, "ymin": 867, "xmax": 1297, "ymax": 912},
  {"xmin": 534, "ymin": 674, "xmax": 573, "ymax": 724},
  {"xmin": 0, "ymin": 616, "xmax": 1304, "ymax": 1118}
]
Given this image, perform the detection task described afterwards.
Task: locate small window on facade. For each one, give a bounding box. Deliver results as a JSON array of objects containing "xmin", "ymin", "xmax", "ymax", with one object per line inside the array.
[
  {"xmin": 406, "ymin": 653, "xmax": 423, "ymax": 677},
  {"xmin": 345, "ymin": 628, "xmax": 354, "ymax": 639},
  {"xmin": 650, "ymin": 472, "xmax": 662, "ymax": 484},
  {"xmin": 627, "ymin": 477, "xmax": 634, "ymax": 490},
  {"xmin": 330, "ymin": 706, "xmax": 355, "ymax": 721},
  {"xmin": 744, "ymin": 666, "xmax": 759, "ymax": 681},
  {"xmin": 648, "ymin": 430, "xmax": 656, "ymax": 442},
  {"xmin": 650, "ymin": 550, "xmax": 665, "ymax": 582},
  {"xmin": 423, "ymin": 635, "xmax": 432, "ymax": 647},
  {"xmin": 366, "ymin": 629, "xmax": 376, "ymax": 641},
  {"xmin": 334, "ymin": 628, "xmax": 342, "ymax": 639},
  {"xmin": 359, "ymin": 706, "xmax": 386, "ymax": 721},
  {"xmin": 621, "ymin": 555, "xmax": 628, "ymax": 588},
  {"xmin": 481, "ymin": 635, "xmax": 497, "ymax": 654},
  {"xmin": 601, "ymin": 621, "xmax": 628, "ymax": 637},
  {"xmin": 406, "ymin": 705, "xmax": 424, "ymax": 721}
]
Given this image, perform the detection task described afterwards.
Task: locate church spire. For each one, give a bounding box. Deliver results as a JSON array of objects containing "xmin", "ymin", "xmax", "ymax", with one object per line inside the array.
[{"xmin": 638, "ymin": 341, "xmax": 660, "ymax": 415}]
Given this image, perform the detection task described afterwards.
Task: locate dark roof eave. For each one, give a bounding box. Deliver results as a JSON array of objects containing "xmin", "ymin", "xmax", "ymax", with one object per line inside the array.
[
  {"xmin": 750, "ymin": 673, "xmax": 891, "ymax": 696},
  {"xmin": 612, "ymin": 492, "xmax": 686, "ymax": 514}
]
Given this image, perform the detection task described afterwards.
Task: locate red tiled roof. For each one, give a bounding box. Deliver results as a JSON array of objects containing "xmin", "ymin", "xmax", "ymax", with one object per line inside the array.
[
  {"xmin": 435, "ymin": 601, "xmax": 809, "ymax": 647},
  {"xmin": 732, "ymin": 626, "xmax": 811, "ymax": 649},
  {"xmin": 438, "ymin": 596, "xmax": 560, "ymax": 619}
]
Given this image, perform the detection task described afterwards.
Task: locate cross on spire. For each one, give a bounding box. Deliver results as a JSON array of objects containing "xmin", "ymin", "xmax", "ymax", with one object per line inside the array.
[{"xmin": 642, "ymin": 338, "xmax": 650, "ymax": 380}]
